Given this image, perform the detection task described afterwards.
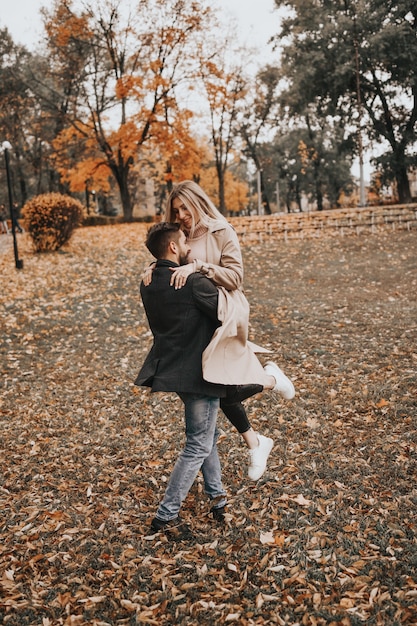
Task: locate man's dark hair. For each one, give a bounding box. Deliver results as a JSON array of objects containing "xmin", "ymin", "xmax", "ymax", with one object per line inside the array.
[{"xmin": 145, "ymin": 222, "xmax": 181, "ymax": 259}]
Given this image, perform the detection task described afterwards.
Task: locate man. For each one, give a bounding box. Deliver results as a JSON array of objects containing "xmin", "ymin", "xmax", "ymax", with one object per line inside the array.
[{"xmin": 135, "ymin": 222, "xmax": 228, "ymax": 534}]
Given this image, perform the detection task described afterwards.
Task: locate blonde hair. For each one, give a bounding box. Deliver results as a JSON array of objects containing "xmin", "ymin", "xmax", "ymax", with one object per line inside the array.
[{"xmin": 165, "ymin": 180, "xmax": 227, "ymax": 236}]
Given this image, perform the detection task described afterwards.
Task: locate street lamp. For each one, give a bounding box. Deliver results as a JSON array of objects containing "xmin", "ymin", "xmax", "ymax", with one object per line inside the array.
[{"xmin": 1, "ymin": 141, "xmax": 23, "ymax": 269}]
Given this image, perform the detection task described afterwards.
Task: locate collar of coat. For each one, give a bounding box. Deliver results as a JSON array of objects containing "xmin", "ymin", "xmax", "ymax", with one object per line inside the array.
[
  {"xmin": 207, "ymin": 218, "xmax": 229, "ymax": 233},
  {"xmin": 155, "ymin": 259, "xmax": 178, "ymax": 268}
]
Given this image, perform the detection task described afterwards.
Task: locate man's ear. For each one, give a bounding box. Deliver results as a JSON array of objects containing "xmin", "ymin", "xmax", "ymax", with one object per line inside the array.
[{"xmin": 168, "ymin": 239, "xmax": 177, "ymax": 254}]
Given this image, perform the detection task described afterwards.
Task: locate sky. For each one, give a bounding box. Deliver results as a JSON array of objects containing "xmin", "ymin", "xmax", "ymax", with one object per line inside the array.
[
  {"xmin": 0, "ymin": 0, "xmax": 368, "ymax": 180},
  {"xmin": 0, "ymin": 0, "xmax": 281, "ymax": 65}
]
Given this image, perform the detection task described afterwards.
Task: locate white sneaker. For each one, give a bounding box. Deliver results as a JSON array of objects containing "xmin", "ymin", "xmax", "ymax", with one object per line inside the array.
[
  {"xmin": 248, "ymin": 434, "xmax": 274, "ymax": 481},
  {"xmin": 264, "ymin": 361, "xmax": 295, "ymax": 400}
]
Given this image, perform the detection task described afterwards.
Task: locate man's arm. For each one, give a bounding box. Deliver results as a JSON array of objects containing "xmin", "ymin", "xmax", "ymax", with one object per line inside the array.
[{"xmin": 189, "ymin": 273, "xmax": 219, "ymax": 323}]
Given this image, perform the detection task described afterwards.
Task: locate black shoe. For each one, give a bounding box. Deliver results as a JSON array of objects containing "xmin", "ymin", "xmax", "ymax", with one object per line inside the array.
[
  {"xmin": 211, "ymin": 505, "xmax": 226, "ymax": 523},
  {"xmin": 150, "ymin": 516, "xmax": 179, "ymax": 531},
  {"xmin": 150, "ymin": 516, "xmax": 192, "ymax": 538}
]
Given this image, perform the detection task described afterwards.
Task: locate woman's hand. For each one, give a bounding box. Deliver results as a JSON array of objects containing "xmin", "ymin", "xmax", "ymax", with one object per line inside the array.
[
  {"xmin": 169, "ymin": 263, "xmax": 195, "ymax": 289},
  {"xmin": 142, "ymin": 265, "xmax": 155, "ymax": 286}
]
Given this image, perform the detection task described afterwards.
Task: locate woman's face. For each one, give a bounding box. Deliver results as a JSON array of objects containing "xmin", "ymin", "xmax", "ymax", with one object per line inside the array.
[{"xmin": 172, "ymin": 197, "xmax": 195, "ymax": 232}]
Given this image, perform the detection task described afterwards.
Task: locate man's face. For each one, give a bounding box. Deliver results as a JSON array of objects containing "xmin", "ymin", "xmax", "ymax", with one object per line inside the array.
[{"xmin": 177, "ymin": 230, "xmax": 191, "ymax": 265}]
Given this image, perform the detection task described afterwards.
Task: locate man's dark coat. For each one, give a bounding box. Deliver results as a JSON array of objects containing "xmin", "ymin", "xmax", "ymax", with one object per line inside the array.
[{"xmin": 135, "ymin": 259, "xmax": 226, "ymax": 397}]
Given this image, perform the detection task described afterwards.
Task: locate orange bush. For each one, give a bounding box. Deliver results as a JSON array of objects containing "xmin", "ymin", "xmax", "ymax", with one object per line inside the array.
[{"xmin": 22, "ymin": 193, "xmax": 85, "ymax": 252}]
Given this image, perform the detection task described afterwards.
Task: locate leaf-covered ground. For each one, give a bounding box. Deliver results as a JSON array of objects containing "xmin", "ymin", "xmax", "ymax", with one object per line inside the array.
[{"xmin": 1, "ymin": 225, "xmax": 416, "ymax": 625}]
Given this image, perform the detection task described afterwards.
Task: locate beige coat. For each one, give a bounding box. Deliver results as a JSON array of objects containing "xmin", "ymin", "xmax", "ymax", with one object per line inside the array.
[{"xmin": 191, "ymin": 220, "xmax": 269, "ymax": 386}]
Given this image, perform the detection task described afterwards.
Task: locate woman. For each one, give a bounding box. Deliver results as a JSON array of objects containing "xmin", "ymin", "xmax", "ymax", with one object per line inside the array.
[{"xmin": 144, "ymin": 180, "xmax": 295, "ymax": 480}]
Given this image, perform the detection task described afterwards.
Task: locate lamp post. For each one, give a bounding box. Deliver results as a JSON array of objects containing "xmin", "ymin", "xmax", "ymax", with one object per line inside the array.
[{"xmin": 1, "ymin": 141, "xmax": 23, "ymax": 269}]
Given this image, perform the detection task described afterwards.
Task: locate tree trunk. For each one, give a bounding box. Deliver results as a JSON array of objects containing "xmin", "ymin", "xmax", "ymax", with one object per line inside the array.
[
  {"xmin": 295, "ymin": 180, "xmax": 302, "ymax": 212},
  {"xmin": 315, "ymin": 172, "xmax": 324, "ymax": 211},
  {"xmin": 166, "ymin": 161, "xmax": 173, "ymax": 195},
  {"xmin": 243, "ymin": 137, "xmax": 271, "ymax": 215},
  {"xmin": 119, "ymin": 181, "xmax": 133, "ymax": 221},
  {"xmin": 306, "ymin": 114, "xmax": 324, "ymax": 211},
  {"xmin": 217, "ymin": 166, "xmax": 226, "ymax": 215},
  {"xmin": 109, "ymin": 160, "xmax": 133, "ymax": 220},
  {"xmin": 16, "ymin": 164, "xmax": 28, "ymax": 206},
  {"xmin": 260, "ymin": 170, "xmax": 271, "ymax": 214},
  {"xmin": 395, "ymin": 165, "xmax": 412, "ymax": 204}
]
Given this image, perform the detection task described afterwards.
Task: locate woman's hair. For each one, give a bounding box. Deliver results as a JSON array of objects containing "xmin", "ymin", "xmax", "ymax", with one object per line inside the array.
[{"xmin": 165, "ymin": 180, "xmax": 227, "ymax": 236}]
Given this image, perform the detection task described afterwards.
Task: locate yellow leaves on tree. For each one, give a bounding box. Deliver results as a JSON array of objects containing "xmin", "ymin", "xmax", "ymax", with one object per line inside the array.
[
  {"xmin": 52, "ymin": 127, "xmax": 111, "ymax": 194},
  {"xmin": 111, "ymin": 122, "xmax": 142, "ymax": 163},
  {"xmin": 61, "ymin": 160, "xmax": 111, "ymax": 195},
  {"xmin": 298, "ymin": 139, "xmax": 319, "ymax": 175},
  {"xmin": 41, "ymin": 0, "xmax": 246, "ymax": 218},
  {"xmin": 115, "ymin": 76, "xmax": 144, "ymax": 101},
  {"xmin": 44, "ymin": 4, "xmax": 91, "ymax": 49},
  {"xmin": 199, "ymin": 168, "xmax": 249, "ymax": 214},
  {"xmin": 145, "ymin": 108, "xmax": 205, "ymax": 183}
]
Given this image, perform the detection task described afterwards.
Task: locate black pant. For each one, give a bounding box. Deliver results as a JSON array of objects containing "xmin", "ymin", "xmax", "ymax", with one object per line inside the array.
[{"xmin": 220, "ymin": 384, "xmax": 263, "ymax": 434}]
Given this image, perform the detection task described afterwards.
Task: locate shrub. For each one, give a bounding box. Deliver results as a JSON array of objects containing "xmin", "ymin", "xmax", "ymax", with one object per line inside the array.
[
  {"xmin": 82, "ymin": 215, "xmax": 121, "ymax": 227},
  {"xmin": 22, "ymin": 193, "xmax": 85, "ymax": 252}
]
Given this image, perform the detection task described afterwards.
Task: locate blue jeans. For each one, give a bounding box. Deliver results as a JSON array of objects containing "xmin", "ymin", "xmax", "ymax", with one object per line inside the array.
[{"xmin": 155, "ymin": 393, "xmax": 227, "ymax": 521}]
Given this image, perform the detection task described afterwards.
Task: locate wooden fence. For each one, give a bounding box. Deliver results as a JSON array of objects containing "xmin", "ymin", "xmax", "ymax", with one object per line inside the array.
[{"xmin": 229, "ymin": 204, "xmax": 417, "ymax": 243}]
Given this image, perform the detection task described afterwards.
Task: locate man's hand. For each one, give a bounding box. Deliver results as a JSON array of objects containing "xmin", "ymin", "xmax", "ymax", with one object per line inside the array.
[{"xmin": 170, "ymin": 263, "xmax": 195, "ymax": 289}]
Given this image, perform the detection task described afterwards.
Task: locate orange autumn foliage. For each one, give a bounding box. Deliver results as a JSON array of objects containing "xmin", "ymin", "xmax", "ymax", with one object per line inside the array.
[
  {"xmin": 52, "ymin": 127, "xmax": 112, "ymax": 194},
  {"xmin": 22, "ymin": 192, "xmax": 85, "ymax": 252},
  {"xmin": 198, "ymin": 168, "xmax": 249, "ymax": 214}
]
